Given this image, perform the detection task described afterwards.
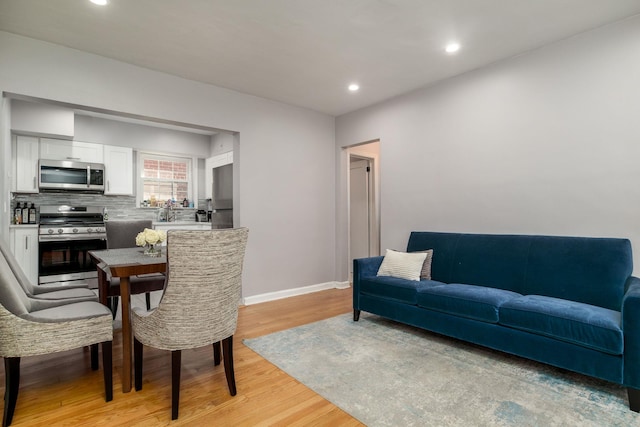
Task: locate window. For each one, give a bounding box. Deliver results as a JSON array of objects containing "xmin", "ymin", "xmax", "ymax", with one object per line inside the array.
[{"xmin": 138, "ymin": 152, "xmax": 192, "ymax": 207}]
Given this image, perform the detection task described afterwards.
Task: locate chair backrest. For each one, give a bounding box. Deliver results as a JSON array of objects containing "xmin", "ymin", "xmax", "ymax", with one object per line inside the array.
[
  {"xmin": 147, "ymin": 228, "xmax": 248, "ymax": 350},
  {"xmin": 0, "ymin": 236, "xmax": 37, "ymax": 295},
  {"xmin": 0, "ymin": 243, "xmax": 32, "ymax": 316},
  {"xmin": 106, "ymin": 220, "xmax": 153, "ymax": 249}
]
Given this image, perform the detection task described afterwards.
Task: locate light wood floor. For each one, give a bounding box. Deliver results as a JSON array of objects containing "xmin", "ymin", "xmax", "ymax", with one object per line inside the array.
[{"xmin": 1, "ymin": 288, "xmax": 364, "ymax": 426}]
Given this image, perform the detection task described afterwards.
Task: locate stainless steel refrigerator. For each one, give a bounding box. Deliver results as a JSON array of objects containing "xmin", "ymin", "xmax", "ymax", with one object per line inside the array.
[{"xmin": 209, "ymin": 163, "xmax": 233, "ymax": 229}]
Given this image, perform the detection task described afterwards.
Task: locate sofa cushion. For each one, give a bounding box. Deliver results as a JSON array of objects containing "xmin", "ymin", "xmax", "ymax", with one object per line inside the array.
[
  {"xmin": 413, "ymin": 249, "xmax": 434, "ymax": 280},
  {"xmin": 499, "ymin": 295, "xmax": 623, "ymax": 355},
  {"xmin": 377, "ymin": 249, "xmax": 427, "ymax": 281},
  {"xmin": 523, "ymin": 237, "xmax": 632, "ymax": 311},
  {"xmin": 417, "ymin": 284, "xmax": 521, "ymax": 323},
  {"xmin": 360, "ymin": 276, "xmax": 443, "ymax": 305}
]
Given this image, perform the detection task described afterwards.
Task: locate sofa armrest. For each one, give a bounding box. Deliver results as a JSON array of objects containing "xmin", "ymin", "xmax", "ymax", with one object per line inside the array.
[
  {"xmin": 353, "ymin": 256, "xmax": 384, "ymax": 312},
  {"xmin": 622, "ymin": 276, "xmax": 640, "ymax": 387},
  {"xmin": 354, "ymin": 256, "xmax": 384, "ymax": 282}
]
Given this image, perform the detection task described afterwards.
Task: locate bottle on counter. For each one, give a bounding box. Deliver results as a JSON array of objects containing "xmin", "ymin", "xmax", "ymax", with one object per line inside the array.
[
  {"xmin": 103, "ymin": 207, "xmax": 109, "ymax": 221},
  {"xmin": 14, "ymin": 202, "xmax": 22, "ymax": 224},
  {"xmin": 182, "ymin": 198, "xmax": 189, "ymax": 208},
  {"xmin": 28, "ymin": 203, "xmax": 36, "ymax": 224},
  {"xmin": 21, "ymin": 203, "xmax": 29, "ymax": 225}
]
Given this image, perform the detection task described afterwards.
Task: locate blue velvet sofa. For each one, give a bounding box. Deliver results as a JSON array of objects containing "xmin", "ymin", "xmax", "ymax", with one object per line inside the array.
[{"xmin": 353, "ymin": 231, "xmax": 640, "ymax": 411}]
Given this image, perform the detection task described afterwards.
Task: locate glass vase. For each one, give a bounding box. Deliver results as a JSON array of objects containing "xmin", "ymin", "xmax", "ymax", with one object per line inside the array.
[{"xmin": 143, "ymin": 243, "xmax": 161, "ymax": 257}]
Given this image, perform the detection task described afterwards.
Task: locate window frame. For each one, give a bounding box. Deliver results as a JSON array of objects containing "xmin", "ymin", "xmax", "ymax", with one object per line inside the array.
[{"xmin": 136, "ymin": 151, "xmax": 194, "ymax": 207}]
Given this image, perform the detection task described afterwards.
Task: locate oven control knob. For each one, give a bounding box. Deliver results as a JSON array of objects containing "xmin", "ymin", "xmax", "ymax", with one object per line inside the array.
[
  {"xmin": 73, "ymin": 228, "xmax": 79, "ymax": 233},
  {"xmin": 87, "ymin": 228, "xmax": 93, "ymax": 233},
  {"xmin": 48, "ymin": 229, "xmax": 54, "ymax": 234},
  {"xmin": 57, "ymin": 229, "xmax": 63, "ymax": 234}
]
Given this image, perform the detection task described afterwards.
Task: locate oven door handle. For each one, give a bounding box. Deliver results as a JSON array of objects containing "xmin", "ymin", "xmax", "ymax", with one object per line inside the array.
[{"xmin": 39, "ymin": 235, "xmax": 107, "ymax": 242}]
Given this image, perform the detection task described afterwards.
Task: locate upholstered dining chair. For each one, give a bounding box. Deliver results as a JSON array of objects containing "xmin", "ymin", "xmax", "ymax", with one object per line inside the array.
[
  {"xmin": 132, "ymin": 228, "xmax": 248, "ymax": 420},
  {"xmin": 0, "ymin": 238, "xmax": 98, "ymax": 303},
  {"xmin": 104, "ymin": 220, "xmax": 166, "ymax": 314},
  {"xmin": 0, "ymin": 243, "xmax": 113, "ymax": 427}
]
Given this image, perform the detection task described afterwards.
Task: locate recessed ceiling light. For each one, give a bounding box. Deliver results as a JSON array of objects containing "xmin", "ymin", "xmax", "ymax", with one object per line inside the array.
[
  {"xmin": 90, "ymin": 0, "xmax": 108, "ymax": 5},
  {"xmin": 445, "ymin": 42, "xmax": 461, "ymax": 54},
  {"xmin": 348, "ymin": 84, "xmax": 360, "ymax": 92}
]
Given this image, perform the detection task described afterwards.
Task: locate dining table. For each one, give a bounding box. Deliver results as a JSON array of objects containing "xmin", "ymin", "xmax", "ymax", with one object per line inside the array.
[{"xmin": 89, "ymin": 247, "xmax": 167, "ymax": 393}]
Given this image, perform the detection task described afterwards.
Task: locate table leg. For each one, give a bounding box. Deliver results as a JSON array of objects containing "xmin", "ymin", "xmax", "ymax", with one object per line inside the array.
[
  {"xmin": 97, "ymin": 264, "xmax": 108, "ymax": 307},
  {"xmin": 120, "ymin": 275, "xmax": 132, "ymax": 392}
]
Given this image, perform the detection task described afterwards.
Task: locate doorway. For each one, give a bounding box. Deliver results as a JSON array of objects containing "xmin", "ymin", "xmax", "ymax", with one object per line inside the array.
[{"xmin": 348, "ymin": 141, "xmax": 380, "ymax": 279}]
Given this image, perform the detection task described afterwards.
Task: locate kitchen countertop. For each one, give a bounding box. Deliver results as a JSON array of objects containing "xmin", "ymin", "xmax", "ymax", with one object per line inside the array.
[
  {"xmin": 9, "ymin": 224, "xmax": 38, "ymax": 229},
  {"xmin": 152, "ymin": 221, "xmax": 209, "ymax": 226}
]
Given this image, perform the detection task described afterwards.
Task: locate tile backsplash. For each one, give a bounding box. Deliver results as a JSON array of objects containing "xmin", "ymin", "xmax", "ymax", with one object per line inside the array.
[{"xmin": 12, "ymin": 193, "xmax": 205, "ymax": 223}]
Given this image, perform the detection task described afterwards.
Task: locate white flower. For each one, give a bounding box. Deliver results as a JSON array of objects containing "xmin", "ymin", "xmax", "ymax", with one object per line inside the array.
[{"xmin": 136, "ymin": 228, "xmax": 167, "ymax": 247}]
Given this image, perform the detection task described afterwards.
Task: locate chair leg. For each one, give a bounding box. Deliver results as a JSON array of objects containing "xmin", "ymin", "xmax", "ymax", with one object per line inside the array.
[
  {"xmin": 90, "ymin": 344, "xmax": 99, "ymax": 370},
  {"xmin": 102, "ymin": 341, "xmax": 113, "ymax": 402},
  {"xmin": 145, "ymin": 293, "xmax": 151, "ymax": 311},
  {"xmin": 134, "ymin": 338, "xmax": 143, "ymax": 391},
  {"xmin": 108, "ymin": 296, "xmax": 119, "ymax": 319},
  {"xmin": 3, "ymin": 357, "xmax": 20, "ymax": 427},
  {"xmin": 171, "ymin": 350, "xmax": 181, "ymax": 420},
  {"xmin": 222, "ymin": 336, "xmax": 237, "ymax": 396},
  {"xmin": 213, "ymin": 342, "xmax": 221, "ymax": 366}
]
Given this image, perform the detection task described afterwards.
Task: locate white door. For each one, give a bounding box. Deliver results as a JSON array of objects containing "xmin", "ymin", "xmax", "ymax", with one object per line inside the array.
[{"xmin": 350, "ymin": 158, "xmax": 371, "ymax": 268}]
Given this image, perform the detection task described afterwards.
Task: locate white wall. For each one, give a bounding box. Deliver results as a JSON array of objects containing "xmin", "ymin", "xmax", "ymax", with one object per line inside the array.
[
  {"xmin": 75, "ymin": 114, "xmax": 211, "ymax": 157},
  {"xmin": 0, "ymin": 98, "xmax": 11, "ymax": 241},
  {"xmin": 336, "ymin": 15, "xmax": 640, "ymax": 279},
  {"xmin": 12, "ymin": 99, "xmax": 74, "ymax": 139},
  {"xmin": 0, "ymin": 32, "xmax": 336, "ymax": 298}
]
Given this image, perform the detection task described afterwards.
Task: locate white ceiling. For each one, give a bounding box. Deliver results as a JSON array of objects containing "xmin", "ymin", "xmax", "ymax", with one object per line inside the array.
[{"xmin": 1, "ymin": 0, "xmax": 640, "ymax": 116}]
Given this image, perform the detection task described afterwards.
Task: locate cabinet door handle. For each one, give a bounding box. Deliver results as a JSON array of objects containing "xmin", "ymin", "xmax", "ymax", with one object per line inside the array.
[
  {"xmin": 107, "ymin": 181, "xmax": 110, "ymax": 191},
  {"xmin": 66, "ymin": 157, "xmax": 81, "ymax": 160},
  {"xmin": 33, "ymin": 176, "xmax": 36, "ymax": 189},
  {"xmin": 25, "ymin": 235, "xmax": 28, "ymax": 251}
]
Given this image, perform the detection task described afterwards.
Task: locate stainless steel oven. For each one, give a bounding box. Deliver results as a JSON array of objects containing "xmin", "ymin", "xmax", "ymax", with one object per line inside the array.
[{"xmin": 38, "ymin": 205, "xmax": 107, "ymax": 287}]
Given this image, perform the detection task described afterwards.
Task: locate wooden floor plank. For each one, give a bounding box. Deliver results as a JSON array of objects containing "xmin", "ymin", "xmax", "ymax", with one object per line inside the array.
[{"xmin": 1, "ymin": 288, "xmax": 364, "ymax": 426}]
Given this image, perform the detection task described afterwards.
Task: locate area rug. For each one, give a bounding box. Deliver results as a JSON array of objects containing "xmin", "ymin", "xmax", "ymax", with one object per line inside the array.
[{"xmin": 243, "ymin": 313, "xmax": 640, "ymax": 426}]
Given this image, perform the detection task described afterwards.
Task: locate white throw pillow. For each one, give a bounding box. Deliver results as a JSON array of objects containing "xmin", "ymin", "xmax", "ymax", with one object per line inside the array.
[{"xmin": 377, "ymin": 249, "xmax": 427, "ymax": 281}]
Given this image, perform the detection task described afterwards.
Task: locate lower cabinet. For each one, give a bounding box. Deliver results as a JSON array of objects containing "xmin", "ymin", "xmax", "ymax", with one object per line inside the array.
[{"xmin": 10, "ymin": 227, "xmax": 39, "ymax": 285}]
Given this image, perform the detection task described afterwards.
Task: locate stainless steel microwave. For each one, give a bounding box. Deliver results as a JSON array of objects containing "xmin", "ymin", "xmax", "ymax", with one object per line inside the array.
[{"xmin": 39, "ymin": 159, "xmax": 105, "ymax": 192}]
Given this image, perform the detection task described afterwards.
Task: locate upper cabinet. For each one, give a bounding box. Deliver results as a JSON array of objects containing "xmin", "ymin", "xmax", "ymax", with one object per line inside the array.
[
  {"xmin": 103, "ymin": 145, "xmax": 133, "ymax": 195},
  {"xmin": 40, "ymin": 138, "xmax": 104, "ymax": 163},
  {"xmin": 11, "ymin": 99, "xmax": 74, "ymax": 139},
  {"xmin": 12, "ymin": 135, "xmax": 39, "ymax": 193},
  {"xmin": 11, "ymin": 136, "xmax": 134, "ymax": 195}
]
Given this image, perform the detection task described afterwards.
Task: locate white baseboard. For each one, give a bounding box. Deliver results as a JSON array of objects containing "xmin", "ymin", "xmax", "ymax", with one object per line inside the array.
[{"xmin": 242, "ymin": 281, "xmax": 351, "ymax": 306}]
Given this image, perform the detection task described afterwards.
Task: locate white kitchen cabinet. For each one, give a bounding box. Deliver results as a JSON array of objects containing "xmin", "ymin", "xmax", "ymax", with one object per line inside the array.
[
  {"xmin": 40, "ymin": 138, "xmax": 104, "ymax": 163},
  {"xmin": 12, "ymin": 135, "xmax": 39, "ymax": 193},
  {"xmin": 10, "ymin": 226, "xmax": 39, "ymax": 285},
  {"xmin": 103, "ymin": 145, "xmax": 133, "ymax": 195}
]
